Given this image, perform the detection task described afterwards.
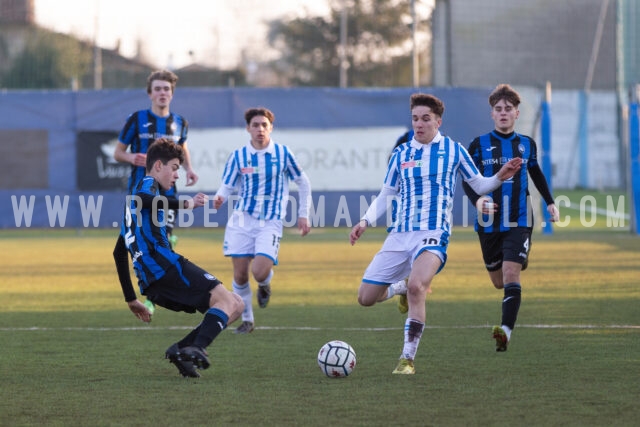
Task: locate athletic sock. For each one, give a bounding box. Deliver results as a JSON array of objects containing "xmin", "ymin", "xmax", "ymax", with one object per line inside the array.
[
  {"xmin": 177, "ymin": 326, "xmax": 201, "ymax": 348},
  {"xmin": 501, "ymin": 325, "xmax": 513, "ymax": 341},
  {"xmin": 193, "ymin": 308, "xmax": 229, "ymax": 349},
  {"xmin": 401, "ymin": 318, "xmax": 424, "ymax": 360},
  {"xmin": 501, "ymin": 282, "xmax": 522, "ymax": 330},
  {"xmin": 233, "ymin": 281, "xmax": 254, "ymax": 323},
  {"xmin": 258, "ymin": 269, "xmax": 274, "ymax": 287},
  {"xmin": 386, "ymin": 279, "xmax": 407, "ymax": 300}
]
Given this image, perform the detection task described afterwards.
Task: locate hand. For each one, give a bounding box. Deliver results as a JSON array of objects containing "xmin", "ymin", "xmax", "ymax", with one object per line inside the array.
[
  {"xmin": 127, "ymin": 300, "xmax": 151, "ymax": 323},
  {"xmin": 213, "ymin": 195, "xmax": 225, "ymax": 210},
  {"xmin": 476, "ymin": 196, "xmax": 497, "ymax": 214},
  {"xmin": 349, "ymin": 220, "xmax": 367, "ymax": 245},
  {"xmin": 132, "ymin": 153, "xmax": 147, "ymax": 167},
  {"xmin": 547, "ymin": 203, "xmax": 559, "ymax": 222},
  {"xmin": 496, "ymin": 157, "xmax": 522, "ymax": 181},
  {"xmin": 185, "ymin": 170, "xmax": 199, "ymax": 186},
  {"xmin": 298, "ymin": 217, "xmax": 311, "ymax": 236},
  {"xmin": 184, "ymin": 193, "xmax": 208, "ymax": 209}
]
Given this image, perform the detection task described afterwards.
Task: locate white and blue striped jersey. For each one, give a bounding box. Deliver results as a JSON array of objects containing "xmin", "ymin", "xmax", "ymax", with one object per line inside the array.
[
  {"xmin": 217, "ymin": 140, "xmax": 311, "ymax": 220},
  {"xmin": 381, "ymin": 132, "xmax": 486, "ymax": 233}
]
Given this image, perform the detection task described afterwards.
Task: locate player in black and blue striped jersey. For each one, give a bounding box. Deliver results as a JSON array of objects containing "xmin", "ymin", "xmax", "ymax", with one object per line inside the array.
[
  {"xmin": 115, "ymin": 69, "xmax": 198, "ymax": 243},
  {"xmin": 119, "ymin": 138, "xmax": 243, "ymax": 377},
  {"xmin": 462, "ymin": 84, "xmax": 559, "ymax": 352}
]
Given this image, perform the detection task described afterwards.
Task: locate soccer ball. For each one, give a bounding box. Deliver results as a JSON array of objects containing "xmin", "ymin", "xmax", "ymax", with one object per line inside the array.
[{"xmin": 317, "ymin": 340, "xmax": 356, "ymax": 378}]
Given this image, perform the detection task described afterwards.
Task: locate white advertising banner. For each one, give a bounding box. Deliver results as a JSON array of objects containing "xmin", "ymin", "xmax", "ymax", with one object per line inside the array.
[{"xmin": 182, "ymin": 127, "xmax": 407, "ymax": 192}]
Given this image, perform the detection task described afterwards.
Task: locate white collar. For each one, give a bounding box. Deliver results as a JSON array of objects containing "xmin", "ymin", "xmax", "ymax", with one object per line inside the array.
[
  {"xmin": 410, "ymin": 131, "xmax": 442, "ymax": 149},
  {"xmin": 247, "ymin": 139, "xmax": 275, "ymax": 154}
]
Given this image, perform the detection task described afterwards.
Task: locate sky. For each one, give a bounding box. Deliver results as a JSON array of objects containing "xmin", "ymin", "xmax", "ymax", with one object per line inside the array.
[{"xmin": 33, "ymin": 0, "xmax": 331, "ymax": 69}]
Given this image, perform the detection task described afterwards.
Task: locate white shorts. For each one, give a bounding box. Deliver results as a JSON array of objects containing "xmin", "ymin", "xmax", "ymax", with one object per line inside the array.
[
  {"xmin": 361, "ymin": 229, "xmax": 449, "ymax": 285},
  {"xmin": 223, "ymin": 211, "xmax": 282, "ymax": 264}
]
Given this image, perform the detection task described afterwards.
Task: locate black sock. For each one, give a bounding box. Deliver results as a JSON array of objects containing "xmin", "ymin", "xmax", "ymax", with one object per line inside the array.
[
  {"xmin": 193, "ymin": 308, "xmax": 229, "ymax": 349},
  {"xmin": 501, "ymin": 282, "xmax": 521, "ymax": 329},
  {"xmin": 178, "ymin": 326, "xmax": 201, "ymax": 349}
]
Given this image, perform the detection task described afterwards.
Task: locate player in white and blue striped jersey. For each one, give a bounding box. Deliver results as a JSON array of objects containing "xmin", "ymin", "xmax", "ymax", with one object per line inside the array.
[
  {"xmin": 350, "ymin": 93, "xmax": 522, "ymax": 375},
  {"xmin": 213, "ymin": 107, "xmax": 312, "ymax": 334}
]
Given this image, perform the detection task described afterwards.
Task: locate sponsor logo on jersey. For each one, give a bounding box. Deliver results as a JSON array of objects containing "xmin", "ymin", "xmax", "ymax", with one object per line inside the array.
[
  {"xmin": 401, "ymin": 160, "xmax": 424, "ymax": 169},
  {"xmin": 241, "ymin": 167, "xmax": 260, "ymax": 174}
]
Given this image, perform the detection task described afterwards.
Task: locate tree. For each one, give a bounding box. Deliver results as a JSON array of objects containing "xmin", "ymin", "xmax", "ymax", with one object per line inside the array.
[
  {"xmin": 1, "ymin": 31, "xmax": 91, "ymax": 89},
  {"xmin": 265, "ymin": 0, "xmax": 430, "ymax": 87}
]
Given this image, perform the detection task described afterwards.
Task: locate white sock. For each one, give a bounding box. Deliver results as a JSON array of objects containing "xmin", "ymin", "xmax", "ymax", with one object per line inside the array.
[
  {"xmin": 501, "ymin": 325, "xmax": 512, "ymax": 341},
  {"xmin": 386, "ymin": 279, "xmax": 407, "ymax": 300},
  {"xmin": 233, "ymin": 281, "xmax": 254, "ymax": 323},
  {"xmin": 258, "ymin": 269, "xmax": 274, "ymax": 288},
  {"xmin": 401, "ymin": 318, "xmax": 424, "ymax": 360}
]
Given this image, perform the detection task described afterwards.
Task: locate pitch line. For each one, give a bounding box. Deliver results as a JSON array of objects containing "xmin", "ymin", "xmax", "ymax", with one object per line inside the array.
[{"xmin": 0, "ymin": 324, "xmax": 638, "ymax": 332}]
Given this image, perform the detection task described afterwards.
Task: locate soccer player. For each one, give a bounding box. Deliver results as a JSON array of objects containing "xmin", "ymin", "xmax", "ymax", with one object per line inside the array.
[
  {"xmin": 119, "ymin": 138, "xmax": 243, "ymax": 378},
  {"xmin": 462, "ymin": 84, "xmax": 559, "ymax": 352},
  {"xmin": 349, "ymin": 93, "xmax": 522, "ymax": 375},
  {"xmin": 112, "ymin": 70, "xmax": 197, "ymax": 314},
  {"xmin": 213, "ymin": 107, "xmax": 312, "ymax": 334},
  {"xmin": 114, "ymin": 69, "xmax": 198, "ymax": 244}
]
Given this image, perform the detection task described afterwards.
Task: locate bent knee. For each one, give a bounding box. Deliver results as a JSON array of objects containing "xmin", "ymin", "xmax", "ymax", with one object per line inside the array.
[{"xmin": 357, "ymin": 295, "xmax": 377, "ymax": 307}]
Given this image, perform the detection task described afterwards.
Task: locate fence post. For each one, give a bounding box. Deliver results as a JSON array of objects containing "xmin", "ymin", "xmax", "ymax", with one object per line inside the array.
[
  {"xmin": 630, "ymin": 85, "xmax": 640, "ymax": 235},
  {"xmin": 541, "ymin": 82, "xmax": 553, "ymax": 234}
]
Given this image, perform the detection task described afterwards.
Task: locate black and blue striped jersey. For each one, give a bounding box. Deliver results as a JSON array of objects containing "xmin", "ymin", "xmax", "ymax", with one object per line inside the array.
[
  {"xmin": 124, "ymin": 176, "xmax": 182, "ymax": 290},
  {"xmin": 463, "ymin": 130, "xmax": 554, "ymax": 233},
  {"xmin": 118, "ymin": 109, "xmax": 188, "ymax": 196}
]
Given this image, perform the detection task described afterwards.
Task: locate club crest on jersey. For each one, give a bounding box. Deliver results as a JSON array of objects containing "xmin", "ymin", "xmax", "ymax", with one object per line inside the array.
[
  {"xmin": 518, "ymin": 144, "xmax": 526, "ymax": 154},
  {"xmin": 170, "ymin": 122, "xmax": 177, "ymax": 132},
  {"xmin": 401, "ymin": 160, "xmax": 424, "ymax": 169}
]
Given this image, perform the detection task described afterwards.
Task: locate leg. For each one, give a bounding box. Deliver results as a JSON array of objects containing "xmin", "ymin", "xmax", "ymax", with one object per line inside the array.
[
  {"xmin": 357, "ymin": 282, "xmax": 390, "ymax": 307},
  {"xmin": 230, "ymin": 257, "xmax": 255, "ymax": 333},
  {"xmin": 492, "ymin": 228, "xmax": 529, "ymax": 351},
  {"xmin": 252, "ymin": 254, "xmax": 274, "ymax": 308},
  {"xmin": 394, "ymin": 251, "xmax": 441, "ymax": 373}
]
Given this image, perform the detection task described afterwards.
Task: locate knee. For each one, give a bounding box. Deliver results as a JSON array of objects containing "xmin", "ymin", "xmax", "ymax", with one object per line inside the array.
[
  {"xmin": 233, "ymin": 293, "xmax": 245, "ymax": 312},
  {"xmin": 357, "ymin": 295, "xmax": 376, "ymax": 307}
]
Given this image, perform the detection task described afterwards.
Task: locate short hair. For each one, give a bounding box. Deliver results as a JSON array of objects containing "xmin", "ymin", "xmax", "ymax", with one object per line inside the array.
[
  {"xmin": 146, "ymin": 70, "xmax": 178, "ymax": 94},
  {"xmin": 488, "ymin": 84, "xmax": 521, "ymax": 107},
  {"xmin": 146, "ymin": 138, "xmax": 184, "ymax": 171},
  {"xmin": 244, "ymin": 107, "xmax": 275, "ymax": 125},
  {"xmin": 410, "ymin": 93, "xmax": 445, "ymax": 117}
]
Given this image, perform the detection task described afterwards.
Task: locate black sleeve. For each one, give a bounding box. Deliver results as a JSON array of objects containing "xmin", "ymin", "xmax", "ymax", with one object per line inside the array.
[
  {"xmin": 462, "ymin": 181, "xmax": 481, "ymax": 206},
  {"xmin": 113, "ymin": 234, "xmax": 136, "ymax": 303},
  {"xmin": 528, "ymin": 163, "xmax": 555, "ymax": 205},
  {"xmin": 138, "ymin": 193, "xmax": 182, "ymax": 210}
]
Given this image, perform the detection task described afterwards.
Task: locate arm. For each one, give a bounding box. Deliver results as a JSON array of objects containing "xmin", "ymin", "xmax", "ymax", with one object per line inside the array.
[
  {"xmin": 138, "ymin": 193, "xmax": 209, "ymax": 210},
  {"xmin": 529, "ymin": 163, "xmax": 559, "ymax": 222},
  {"xmin": 464, "ymin": 157, "xmax": 522, "ymax": 195},
  {"xmin": 293, "ymin": 172, "xmax": 312, "ymax": 236},
  {"xmin": 213, "ymin": 183, "xmax": 237, "ymax": 210},
  {"xmin": 114, "ymin": 142, "xmax": 146, "ymax": 167},
  {"xmin": 180, "ymin": 142, "xmax": 199, "ymax": 186},
  {"xmin": 113, "ymin": 234, "xmax": 152, "ymax": 323},
  {"xmin": 349, "ymin": 186, "xmax": 397, "ymax": 245}
]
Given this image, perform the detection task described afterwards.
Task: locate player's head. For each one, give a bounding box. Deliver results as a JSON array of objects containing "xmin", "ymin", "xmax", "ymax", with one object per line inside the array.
[
  {"xmin": 489, "ymin": 84, "xmax": 520, "ymax": 133},
  {"xmin": 245, "ymin": 107, "xmax": 275, "ymax": 148},
  {"xmin": 410, "ymin": 93, "xmax": 445, "ymax": 117},
  {"xmin": 146, "ymin": 70, "xmax": 178, "ymax": 94},
  {"xmin": 146, "ymin": 138, "xmax": 184, "ymax": 190},
  {"xmin": 244, "ymin": 107, "xmax": 275, "ymax": 125},
  {"xmin": 410, "ymin": 93, "xmax": 443, "ymax": 143},
  {"xmin": 488, "ymin": 84, "xmax": 520, "ymax": 108}
]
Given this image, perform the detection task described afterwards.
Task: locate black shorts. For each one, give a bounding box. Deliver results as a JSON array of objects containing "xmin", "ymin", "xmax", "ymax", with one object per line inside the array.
[
  {"xmin": 143, "ymin": 258, "xmax": 222, "ymax": 314},
  {"xmin": 477, "ymin": 227, "xmax": 532, "ymax": 271}
]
